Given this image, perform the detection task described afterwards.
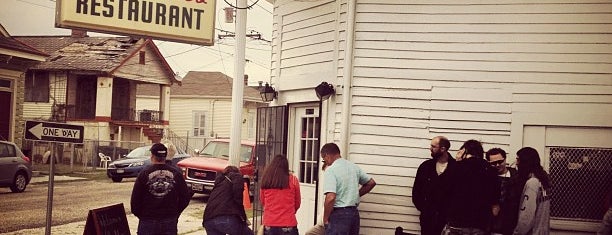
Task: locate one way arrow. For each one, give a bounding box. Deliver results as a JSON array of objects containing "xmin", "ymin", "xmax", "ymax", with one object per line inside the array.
[{"xmin": 28, "ymin": 123, "xmax": 43, "ymax": 140}]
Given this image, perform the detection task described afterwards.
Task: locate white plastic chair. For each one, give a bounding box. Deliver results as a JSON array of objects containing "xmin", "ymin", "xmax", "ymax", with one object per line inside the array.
[{"xmin": 98, "ymin": 153, "xmax": 111, "ymax": 169}]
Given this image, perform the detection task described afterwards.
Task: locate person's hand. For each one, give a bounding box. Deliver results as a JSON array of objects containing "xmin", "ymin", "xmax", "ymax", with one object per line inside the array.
[{"xmin": 456, "ymin": 148, "xmax": 466, "ymax": 161}]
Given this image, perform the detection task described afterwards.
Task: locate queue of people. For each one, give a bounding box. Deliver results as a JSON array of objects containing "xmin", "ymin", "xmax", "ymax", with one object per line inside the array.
[
  {"xmin": 414, "ymin": 136, "xmax": 553, "ymax": 235},
  {"xmin": 128, "ymin": 139, "xmax": 563, "ymax": 235}
]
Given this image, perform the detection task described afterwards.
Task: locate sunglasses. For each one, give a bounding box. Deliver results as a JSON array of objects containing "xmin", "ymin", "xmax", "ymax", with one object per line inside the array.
[{"xmin": 490, "ymin": 160, "xmax": 505, "ymax": 166}]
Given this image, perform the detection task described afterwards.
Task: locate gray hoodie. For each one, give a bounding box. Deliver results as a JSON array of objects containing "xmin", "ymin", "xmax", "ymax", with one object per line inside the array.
[{"xmin": 513, "ymin": 176, "xmax": 551, "ymax": 235}]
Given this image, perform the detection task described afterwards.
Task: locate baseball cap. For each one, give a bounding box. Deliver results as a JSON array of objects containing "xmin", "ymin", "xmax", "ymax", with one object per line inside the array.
[{"xmin": 150, "ymin": 143, "xmax": 168, "ymax": 159}]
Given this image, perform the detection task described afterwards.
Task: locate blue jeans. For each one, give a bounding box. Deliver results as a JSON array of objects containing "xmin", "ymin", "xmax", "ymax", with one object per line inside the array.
[
  {"xmin": 263, "ymin": 226, "xmax": 299, "ymax": 235},
  {"xmin": 203, "ymin": 215, "xmax": 254, "ymax": 235},
  {"xmin": 137, "ymin": 217, "xmax": 178, "ymax": 235},
  {"xmin": 324, "ymin": 207, "xmax": 360, "ymax": 235}
]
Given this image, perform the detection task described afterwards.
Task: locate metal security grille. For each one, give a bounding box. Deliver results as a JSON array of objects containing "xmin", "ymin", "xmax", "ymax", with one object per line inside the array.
[
  {"xmin": 252, "ymin": 105, "xmax": 288, "ymax": 233},
  {"xmin": 549, "ymin": 147, "xmax": 612, "ymax": 222}
]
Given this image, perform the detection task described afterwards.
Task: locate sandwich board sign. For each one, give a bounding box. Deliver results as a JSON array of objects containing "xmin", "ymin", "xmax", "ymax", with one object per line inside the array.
[
  {"xmin": 83, "ymin": 203, "xmax": 130, "ymax": 235},
  {"xmin": 25, "ymin": 121, "xmax": 84, "ymax": 143}
]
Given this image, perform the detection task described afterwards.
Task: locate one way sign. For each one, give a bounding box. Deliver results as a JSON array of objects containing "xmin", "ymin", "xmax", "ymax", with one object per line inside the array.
[{"xmin": 25, "ymin": 121, "xmax": 84, "ymax": 143}]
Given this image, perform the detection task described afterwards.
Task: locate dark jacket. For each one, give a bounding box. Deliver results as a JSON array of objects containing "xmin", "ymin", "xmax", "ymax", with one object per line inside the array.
[
  {"xmin": 412, "ymin": 156, "xmax": 456, "ymax": 216},
  {"xmin": 447, "ymin": 157, "xmax": 500, "ymax": 229},
  {"xmin": 131, "ymin": 163, "xmax": 191, "ymax": 219},
  {"xmin": 203, "ymin": 171, "xmax": 248, "ymax": 223},
  {"xmin": 492, "ymin": 167, "xmax": 520, "ymax": 235}
]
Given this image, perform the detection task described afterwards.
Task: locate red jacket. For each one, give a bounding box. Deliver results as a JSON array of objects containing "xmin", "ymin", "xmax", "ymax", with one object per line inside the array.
[{"xmin": 260, "ymin": 174, "xmax": 301, "ymax": 226}]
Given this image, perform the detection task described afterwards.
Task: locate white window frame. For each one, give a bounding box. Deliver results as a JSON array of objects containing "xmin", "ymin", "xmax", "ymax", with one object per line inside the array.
[{"xmin": 192, "ymin": 111, "xmax": 206, "ymax": 137}]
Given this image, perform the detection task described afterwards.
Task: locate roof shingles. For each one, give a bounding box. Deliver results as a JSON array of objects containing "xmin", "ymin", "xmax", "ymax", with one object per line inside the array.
[
  {"xmin": 14, "ymin": 36, "xmax": 139, "ymax": 72},
  {"xmin": 138, "ymin": 71, "xmax": 262, "ymax": 101}
]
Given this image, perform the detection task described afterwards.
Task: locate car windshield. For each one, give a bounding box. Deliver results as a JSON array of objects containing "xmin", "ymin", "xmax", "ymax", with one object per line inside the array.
[
  {"xmin": 199, "ymin": 142, "xmax": 252, "ymax": 162},
  {"xmin": 125, "ymin": 146, "xmax": 151, "ymax": 159}
]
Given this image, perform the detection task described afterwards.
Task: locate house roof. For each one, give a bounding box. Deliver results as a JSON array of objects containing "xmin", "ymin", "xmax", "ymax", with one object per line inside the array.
[
  {"xmin": 14, "ymin": 35, "xmax": 178, "ymax": 84},
  {"xmin": 137, "ymin": 71, "xmax": 263, "ymax": 101},
  {"xmin": 0, "ymin": 24, "xmax": 47, "ymax": 60}
]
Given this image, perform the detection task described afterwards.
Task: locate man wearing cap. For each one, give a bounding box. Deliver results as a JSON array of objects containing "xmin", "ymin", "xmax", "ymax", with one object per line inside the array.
[{"xmin": 131, "ymin": 143, "xmax": 191, "ymax": 235}]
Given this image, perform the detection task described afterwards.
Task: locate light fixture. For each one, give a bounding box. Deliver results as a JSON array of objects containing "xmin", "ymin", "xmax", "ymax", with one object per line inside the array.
[
  {"xmin": 258, "ymin": 82, "xmax": 277, "ymax": 102},
  {"xmin": 315, "ymin": 82, "xmax": 335, "ymax": 101}
]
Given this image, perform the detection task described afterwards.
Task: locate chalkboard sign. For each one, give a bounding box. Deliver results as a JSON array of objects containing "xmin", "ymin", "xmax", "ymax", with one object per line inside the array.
[{"xmin": 83, "ymin": 203, "xmax": 130, "ymax": 235}]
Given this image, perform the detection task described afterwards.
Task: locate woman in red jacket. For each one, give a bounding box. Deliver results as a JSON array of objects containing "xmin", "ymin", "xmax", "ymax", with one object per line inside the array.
[{"xmin": 260, "ymin": 154, "xmax": 301, "ymax": 235}]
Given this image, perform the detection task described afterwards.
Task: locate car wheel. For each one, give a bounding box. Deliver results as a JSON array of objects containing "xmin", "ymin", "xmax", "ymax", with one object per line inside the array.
[
  {"xmin": 111, "ymin": 177, "xmax": 123, "ymax": 182},
  {"xmin": 10, "ymin": 172, "xmax": 28, "ymax": 193}
]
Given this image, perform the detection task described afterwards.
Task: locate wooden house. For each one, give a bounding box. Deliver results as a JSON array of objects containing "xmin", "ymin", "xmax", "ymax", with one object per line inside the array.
[
  {"xmin": 15, "ymin": 31, "xmax": 180, "ymax": 161},
  {"xmin": 136, "ymin": 71, "xmax": 267, "ymax": 152},
  {"xmin": 261, "ymin": 0, "xmax": 612, "ymax": 234},
  {"xmin": 0, "ymin": 24, "xmax": 46, "ymax": 146}
]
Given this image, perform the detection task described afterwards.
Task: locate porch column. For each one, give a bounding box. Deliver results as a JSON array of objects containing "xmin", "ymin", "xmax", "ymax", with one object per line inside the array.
[
  {"xmin": 95, "ymin": 76, "xmax": 113, "ymax": 121},
  {"xmin": 160, "ymin": 85, "xmax": 170, "ymax": 125}
]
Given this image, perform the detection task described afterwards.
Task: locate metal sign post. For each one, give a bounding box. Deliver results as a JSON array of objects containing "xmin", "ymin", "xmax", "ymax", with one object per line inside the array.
[{"xmin": 25, "ymin": 121, "xmax": 84, "ymax": 235}]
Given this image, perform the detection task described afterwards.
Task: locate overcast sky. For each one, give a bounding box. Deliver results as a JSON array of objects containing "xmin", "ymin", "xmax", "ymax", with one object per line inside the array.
[{"xmin": 0, "ymin": 0, "xmax": 274, "ymax": 85}]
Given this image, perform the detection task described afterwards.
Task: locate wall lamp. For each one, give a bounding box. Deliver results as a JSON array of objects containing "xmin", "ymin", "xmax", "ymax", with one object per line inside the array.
[
  {"xmin": 258, "ymin": 82, "xmax": 277, "ymax": 102},
  {"xmin": 315, "ymin": 82, "xmax": 335, "ymax": 101}
]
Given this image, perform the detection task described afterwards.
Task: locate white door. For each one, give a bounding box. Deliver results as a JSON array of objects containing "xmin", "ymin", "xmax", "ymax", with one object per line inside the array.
[{"xmin": 291, "ymin": 106, "xmax": 320, "ymax": 233}]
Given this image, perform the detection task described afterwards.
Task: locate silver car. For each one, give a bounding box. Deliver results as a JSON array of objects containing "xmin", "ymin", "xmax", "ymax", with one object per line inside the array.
[{"xmin": 0, "ymin": 141, "xmax": 33, "ymax": 193}]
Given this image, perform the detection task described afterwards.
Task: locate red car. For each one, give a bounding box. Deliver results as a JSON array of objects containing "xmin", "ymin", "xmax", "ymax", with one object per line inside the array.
[{"xmin": 177, "ymin": 139, "xmax": 256, "ymax": 195}]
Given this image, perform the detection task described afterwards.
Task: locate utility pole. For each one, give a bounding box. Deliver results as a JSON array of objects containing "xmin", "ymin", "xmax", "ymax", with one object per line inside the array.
[{"xmin": 229, "ymin": 0, "xmax": 247, "ymax": 167}]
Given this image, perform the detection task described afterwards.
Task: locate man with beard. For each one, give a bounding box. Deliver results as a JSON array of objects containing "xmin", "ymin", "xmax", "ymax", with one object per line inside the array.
[{"xmin": 412, "ymin": 136, "xmax": 456, "ymax": 235}]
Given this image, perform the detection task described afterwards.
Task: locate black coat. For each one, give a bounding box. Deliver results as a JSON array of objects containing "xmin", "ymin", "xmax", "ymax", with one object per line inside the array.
[
  {"xmin": 131, "ymin": 163, "xmax": 191, "ymax": 219},
  {"xmin": 203, "ymin": 171, "xmax": 248, "ymax": 223},
  {"xmin": 412, "ymin": 156, "xmax": 456, "ymax": 216},
  {"xmin": 447, "ymin": 157, "xmax": 500, "ymax": 229}
]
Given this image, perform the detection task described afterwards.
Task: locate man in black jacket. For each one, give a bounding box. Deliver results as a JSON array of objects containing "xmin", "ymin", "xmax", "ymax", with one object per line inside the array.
[
  {"xmin": 486, "ymin": 148, "xmax": 519, "ymax": 235},
  {"xmin": 443, "ymin": 140, "xmax": 500, "ymax": 235},
  {"xmin": 131, "ymin": 143, "xmax": 191, "ymax": 235},
  {"xmin": 413, "ymin": 136, "xmax": 456, "ymax": 235}
]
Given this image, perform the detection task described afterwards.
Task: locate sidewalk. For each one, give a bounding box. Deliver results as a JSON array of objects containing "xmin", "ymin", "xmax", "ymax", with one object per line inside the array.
[
  {"xmin": 10, "ymin": 174, "xmax": 206, "ymax": 235},
  {"xmin": 4, "ymin": 210, "xmax": 206, "ymax": 235}
]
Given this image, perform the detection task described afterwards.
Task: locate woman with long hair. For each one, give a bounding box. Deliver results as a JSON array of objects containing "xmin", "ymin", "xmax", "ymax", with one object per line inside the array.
[
  {"xmin": 513, "ymin": 147, "xmax": 552, "ymax": 235},
  {"xmin": 260, "ymin": 155, "xmax": 301, "ymax": 235}
]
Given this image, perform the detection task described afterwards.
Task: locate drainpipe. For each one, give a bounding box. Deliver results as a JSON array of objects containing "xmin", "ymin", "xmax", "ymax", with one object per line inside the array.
[
  {"xmin": 340, "ymin": 0, "xmax": 357, "ymax": 155},
  {"xmin": 210, "ymin": 99, "xmax": 217, "ymax": 138}
]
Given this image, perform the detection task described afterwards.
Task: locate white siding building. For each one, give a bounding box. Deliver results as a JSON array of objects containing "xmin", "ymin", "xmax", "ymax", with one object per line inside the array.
[
  {"xmin": 137, "ymin": 71, "xmax": 267, "ymax": 151},
  {"xmin": 264, "ymin": 0, "xmax": 612, "ymax": 234}
]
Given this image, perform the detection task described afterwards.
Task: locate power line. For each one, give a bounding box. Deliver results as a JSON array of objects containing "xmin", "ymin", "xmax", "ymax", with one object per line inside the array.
[
  {"xmin": 16, "ymin": 0, "xmax": 54, "ymax": 9},
  {"xmin": 249, "ymin": 0, "xmax": 272, "ymax": 14}
]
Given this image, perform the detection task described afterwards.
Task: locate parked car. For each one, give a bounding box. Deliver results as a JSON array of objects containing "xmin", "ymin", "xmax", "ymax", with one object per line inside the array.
[
  {"xmin": 106, "ymin": 144, "xmax": 190, "ymax": 182},
  {"xmin": 0, "ymin": 141, "xmax": 33, "ymax": 193},
  {"xmin": 177, "ymin": 139, "xmax": 256, "ymax": 195}
]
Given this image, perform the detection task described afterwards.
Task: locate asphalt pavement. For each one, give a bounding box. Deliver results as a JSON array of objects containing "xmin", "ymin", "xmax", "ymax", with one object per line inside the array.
[{"xmin": 5, "ymin": 175, "xmax": 208, "ymax": 235}]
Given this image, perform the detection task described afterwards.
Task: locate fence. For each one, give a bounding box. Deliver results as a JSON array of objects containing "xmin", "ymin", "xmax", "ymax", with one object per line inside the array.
[
  {"xmin": 549, "ymin": 146, "xmax": 612, "ymax": 222},
  {"xmin": 163, "ymin": 129, "xmax": 212, "ymax": 155},
  {"xmin": 22, "ymin": 139, "xmax": 146, "ymax": 172}
]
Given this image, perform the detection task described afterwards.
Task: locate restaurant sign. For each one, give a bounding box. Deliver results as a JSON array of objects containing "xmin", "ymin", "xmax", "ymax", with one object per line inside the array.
[{"xmin": 55, "ymin": 0, "xmax": 216, "ymax": 45}]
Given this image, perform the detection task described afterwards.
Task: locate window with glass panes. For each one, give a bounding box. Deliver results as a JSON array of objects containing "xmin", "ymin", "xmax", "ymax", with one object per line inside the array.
[
  {"xmin": 299, "ymin": 108, "xmax": 319, "ymax": 184},
  {"xmin": 192, "ymin": 111, "xmax": 206, "ymax": 136}
]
